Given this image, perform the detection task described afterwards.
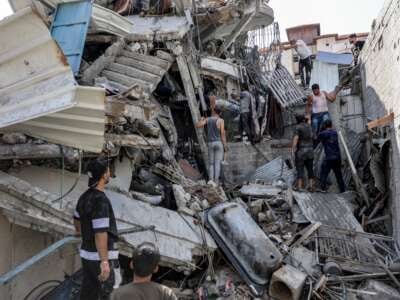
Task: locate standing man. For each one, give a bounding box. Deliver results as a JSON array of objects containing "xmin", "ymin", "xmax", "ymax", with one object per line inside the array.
[
  {"xmin": 74, "ymin": 158, "xmax": 119, "ymax": 300},
  {"xmin": 111, "ymin": 243, "xmax": 177, "ymax": 300},
  {"xmin": 307, "ymin": 83, "xmax": 341, "ymax": 140},
  {"xmin": 349, "ymin": 33, "xmax": 365, "ymax": 65},
  {"xmin": 196, "ymin": 106, "xmax": 227, "ymax": 185},
  {"xmin": 291, "ymin": 39, "xmax": 313, "ymax": 88},
  {"xmin": 318, "ymin": 120, "xmax": 346, "ymax": 193},
  {"xmin": 292, "ymin": 114, "xmax": 315, "ymax": 191},
  {"xmin": 239, "ymin": 89, "xmax": 252, "ymax": 143}
]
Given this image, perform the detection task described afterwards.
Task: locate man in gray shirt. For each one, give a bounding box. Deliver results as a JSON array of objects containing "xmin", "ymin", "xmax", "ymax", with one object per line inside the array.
[
  {"xmin": 240, "ymin": 90, "xmax": 252, "ymax": 143},
  {"xmin": 111, "ymin": 243, "xmax": 177, "ymax": 300}
]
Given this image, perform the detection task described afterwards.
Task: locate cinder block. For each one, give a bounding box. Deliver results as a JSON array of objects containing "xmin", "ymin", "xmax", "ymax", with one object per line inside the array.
[{"xmin": 269, "ymin": 265, "xmax": 307, "ymax": 300}]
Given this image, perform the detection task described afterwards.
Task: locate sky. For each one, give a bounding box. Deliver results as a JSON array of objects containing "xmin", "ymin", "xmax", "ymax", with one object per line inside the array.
[
  {"xmin": 271, "ymin": 0, "xmax": 386, "ymax": 41},
  {"xmin": 0, "ymin": 0, "xmax": 12, "ymax": 20},
  {"xmin": 0, "ymin": 0, "xmax": 386, "ymax": 39}
]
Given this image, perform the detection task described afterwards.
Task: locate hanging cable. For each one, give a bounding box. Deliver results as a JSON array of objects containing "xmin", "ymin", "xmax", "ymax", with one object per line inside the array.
[{"xmin": 52, "ymin": 149, "xmax": 83, "ymax": 204}]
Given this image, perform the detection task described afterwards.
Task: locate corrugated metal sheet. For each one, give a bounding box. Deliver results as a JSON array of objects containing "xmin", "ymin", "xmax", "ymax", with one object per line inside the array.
[
  {"xmin": 91, "ymin": 4, "xmax": 133, "ymax": 37},
  {"xmin": 293, "ymin": 191, "xmax": 363, "ymax": 231},
  {"xmin": 250, "ymin": 156, "xmax": 295, "ymax": 184},
  {"xmin": 0, "ymin": 7, "xmax": 105, "ymax": 152},
  {"xmin": 51, "ymin": 0, "xmax": 92, "ymax": 75},
  {"xmin": 316, "ymin": 51, "xmax": 353, "ymax": 65},
  {"xmin": 7, "ymin": 87, "xmax": 106, "ymax": 153},
  {"xmin": 0, "ymin": 7, "xmax": 77, "ymax": 128},
  {"xmin": 310, "ymin": 60, "xmax": 339, "ymax": 92}
]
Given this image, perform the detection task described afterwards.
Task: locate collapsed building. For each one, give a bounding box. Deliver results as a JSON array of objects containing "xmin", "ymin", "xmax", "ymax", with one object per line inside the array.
[{"xmin": 0, "ymin": 0, "xmax": 400, "ymax": 299}]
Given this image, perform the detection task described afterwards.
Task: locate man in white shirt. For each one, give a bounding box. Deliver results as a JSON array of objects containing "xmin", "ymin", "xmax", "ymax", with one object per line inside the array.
[{"xmin": 291, "ymin": 39, "xmax": 313, "ymax": 88}]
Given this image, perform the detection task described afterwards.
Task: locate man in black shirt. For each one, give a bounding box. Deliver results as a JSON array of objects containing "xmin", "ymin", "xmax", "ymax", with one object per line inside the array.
[
  {"xmin": 292, "ymin": 114, "xmax": 315, "ymax": 191},
  {"xmin": 74, "ymin": 158, "xmax": 119, "ymax": 300}
]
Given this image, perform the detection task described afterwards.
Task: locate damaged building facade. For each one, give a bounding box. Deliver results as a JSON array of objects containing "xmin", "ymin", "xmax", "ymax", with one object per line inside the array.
[{"xmin": 1, "ymin": 0, "xmax": 400, "ymax": 299}]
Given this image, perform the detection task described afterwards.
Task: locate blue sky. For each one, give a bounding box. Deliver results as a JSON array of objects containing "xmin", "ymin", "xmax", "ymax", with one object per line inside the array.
[{"xmin": 0, "ymin": 0, "xmax": 386, "ymax": 40}]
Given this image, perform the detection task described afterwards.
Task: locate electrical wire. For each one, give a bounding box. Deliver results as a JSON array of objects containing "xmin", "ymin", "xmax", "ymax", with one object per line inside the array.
[
  {"xmin": 52, "ymin": 149, "xmax": 83, "ymax": 204},
  {"xmin": 23, "ymin": 280, "xmax": 61, "ymax": 300}
]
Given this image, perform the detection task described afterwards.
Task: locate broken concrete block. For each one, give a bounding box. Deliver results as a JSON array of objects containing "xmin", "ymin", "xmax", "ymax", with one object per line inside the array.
[
  {"xmin": 132, "ymin": 119, "xmax": 160, "ymax": 138},
  {"xmin": 240, "ymin": 184, "xmax": 282, "ymax": 198},
  {"xmin": 269, "ymin": 265, "xmax": 307, "ymax": 300},
  {"xmin": 172, "ymin": 184, "xmax": 191, "ymax": 210},
  {"xmin": 290, "ymin": 246, "xmax": 320, "ymax": 277},
  {"xmin": 1, "ymin": 133, "xmax": 27, "ymax": 144},
  {"xmin": 249, "ymin": 199, "xmax": 264, "ymax": 215}
]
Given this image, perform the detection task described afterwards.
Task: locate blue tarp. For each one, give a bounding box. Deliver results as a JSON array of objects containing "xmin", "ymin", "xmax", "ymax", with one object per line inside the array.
[
  {"xmin": 51, "ymin": 1, "xmax": 92, "ymax": 75},
  {"xmin": 316, "ymin": 51, "xmax": 353, "ymax": 65}
]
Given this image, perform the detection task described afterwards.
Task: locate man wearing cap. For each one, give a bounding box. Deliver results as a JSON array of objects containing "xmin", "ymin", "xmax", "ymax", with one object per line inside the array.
[
  {"xmin": 74, "ymin": 158, "xmax": 119, "ymax": 300},
  {"xmin": 111, "ymin": 243, "xmax": 177, "ymax": 300}
]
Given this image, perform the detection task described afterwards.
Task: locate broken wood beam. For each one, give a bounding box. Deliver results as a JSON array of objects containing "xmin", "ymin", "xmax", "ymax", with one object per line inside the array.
[
  {"xmin": 169, "ymin": 42, "xmax": 208, "ymax": 166},
  {"xmin": 327, "ymin": 272, "xmax": 400, "ymax": 283},
  {"xmin": 338, "ymin": 130, "xmax": 370, "ymax": 207},
  {"xmin": 367, "ymin": 112, "xmax": 394, "ymax": 130}
]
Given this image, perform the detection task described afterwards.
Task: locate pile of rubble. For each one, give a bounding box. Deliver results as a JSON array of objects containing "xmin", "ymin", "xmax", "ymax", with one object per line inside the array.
[{"xmin": 0, "ymin": 0, "xmax": 399, "ymax": 299}]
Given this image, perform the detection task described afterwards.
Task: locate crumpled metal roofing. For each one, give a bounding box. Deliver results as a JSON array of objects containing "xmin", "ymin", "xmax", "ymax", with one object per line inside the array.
[
  {"xmin": 0, "ymin": 7, "xmax": 105, "ymax": 152},
  {"xmin": 316, "ymin": 51, "xmax": 353, "ymax": 65},
  {"xmin": 293, "ymin": 191, "xmax": 363, "ymax": 231},
  {"xmin": 250, "ymin": 156, "xmax": 295, "ymax": 184}
]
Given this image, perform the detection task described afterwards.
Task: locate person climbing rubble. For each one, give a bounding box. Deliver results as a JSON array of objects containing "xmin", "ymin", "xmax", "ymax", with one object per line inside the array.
[
  {"xmin": 74, "ymin": 158, "xmax": 120, "ymax": 300},
  {"xmin": 196, "ymin": 106, "xmax": 227, "ymax": 185},
  {"xmin": 306, "ymin": 83, "xmax": 341, "ymax": 144},
  {"xmin": 290, "ymin": 39, "xmax": 313, "ymax": 88},
  {"xmin": 111, "ymin": 243, "xmax": 177, "ymax": 300},
  {"xmin": 349, "ymin": 33, "xmax": 365, "ymax": 65},
  {"xmin": 292, "ymin": 114, "xmax": 315, "ymax": 191},
  {"xmin": 318, "ymin": 119, "xmax": 346, "ymax": 193}
]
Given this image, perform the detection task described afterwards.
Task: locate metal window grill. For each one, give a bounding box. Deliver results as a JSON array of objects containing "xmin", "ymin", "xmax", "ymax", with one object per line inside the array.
[{"xmin": 312, "ymin": 225, "xmax": 400, "ymax": 272}]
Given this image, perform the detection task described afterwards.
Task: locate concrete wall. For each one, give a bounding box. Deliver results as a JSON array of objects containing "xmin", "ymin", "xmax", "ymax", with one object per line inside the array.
[
  {"xmin": 359, "ymin": 0, "xmax": 400, "ymax": 242},
  {"xmin": 315, "ymin": 37, "xmax": 353, "ymax": 53},
  {"xmin": 0, "ymin": 214, "xmax": 80, "ymax": 300}
]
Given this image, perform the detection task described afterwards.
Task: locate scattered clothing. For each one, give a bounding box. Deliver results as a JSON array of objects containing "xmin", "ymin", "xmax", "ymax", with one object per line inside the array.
[
  {"xmin": 74, "ymin": 188, "xmax": 119, "ymax": 299},
  {"xmin": 111, "ymin": 282, "xmax": 177, "ymax": 300}
]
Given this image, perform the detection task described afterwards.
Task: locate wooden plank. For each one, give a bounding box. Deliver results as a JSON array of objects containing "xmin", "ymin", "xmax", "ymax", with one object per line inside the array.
[
  {"xmin": 338, "ymin": 130, "xmax": 370, "ymax": 207},
  {"xmin": 169, "ymin": 42, "xmax": 208, "ymax": 167},
  {"xmin": 367, "ymin": 112, "xmax": 394, "ymax": 130}
]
